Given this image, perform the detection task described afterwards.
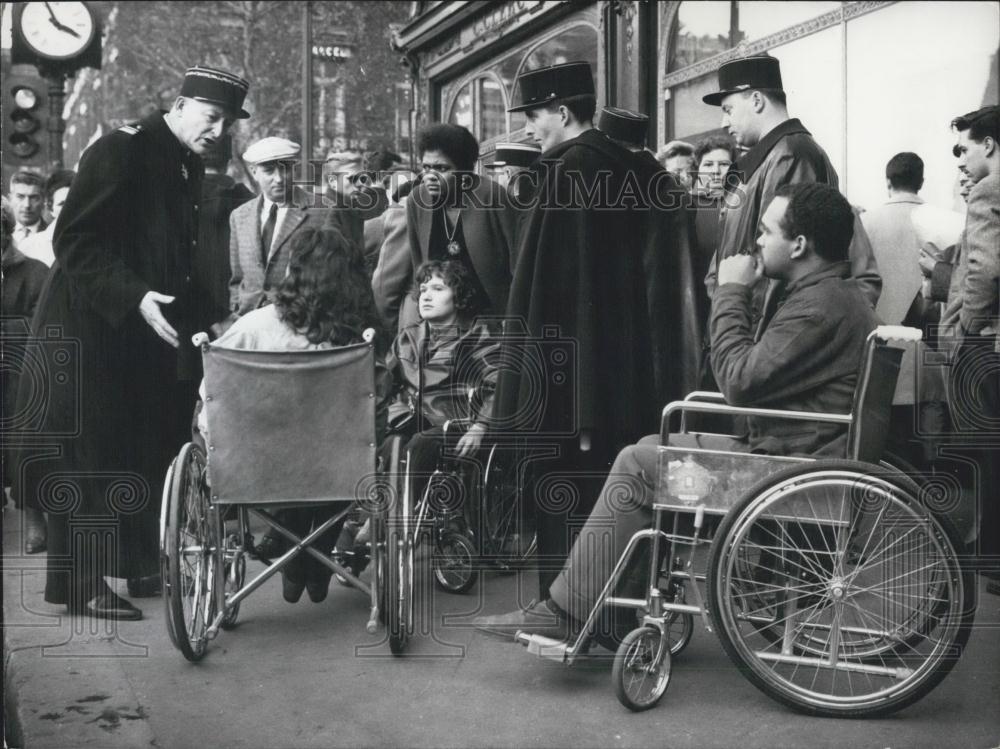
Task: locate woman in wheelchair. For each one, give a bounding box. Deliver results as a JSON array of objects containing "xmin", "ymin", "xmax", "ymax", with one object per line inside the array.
[
  {"xmin": 196, "ymin": 226, "xmax": 390, "ymax": 604},
  {"xmin": 380, "ymin": 259, "xmax": 500, "ymax": 511}
]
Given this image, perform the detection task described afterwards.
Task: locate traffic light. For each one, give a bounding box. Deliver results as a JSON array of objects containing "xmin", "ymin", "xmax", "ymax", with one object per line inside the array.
[{"xmin": 4, "ymin": 71, "xmax": 49, "ymax": 168}]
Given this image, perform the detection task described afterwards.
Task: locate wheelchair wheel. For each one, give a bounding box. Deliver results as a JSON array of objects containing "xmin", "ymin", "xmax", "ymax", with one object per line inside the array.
[
  {"xmin": 433, "ymin": 530, "xmax": 478, "ymax": 594},
  {"xmin": 666, "ymin": 611, "xmax": 694, "ymax": 658},
  {"xmin": 162, "ymin": 443, "xmax": 218, "ymax": 662},
  {"xmin": 612, "ymin": 626, "xmax": 672, "ymax": 712},
  {"xmin": 220, "ymin": 532, "xmax": 246, "ymax": 630},
  {"xmin": 708, "ymin": 460, "xmax": 974, "ymax": 718},
  {"xmin": 383, "ymin": 435, "xmax": 411, "ymax": 655},
  {"xmin": 480, "ymin": 445, "xmax": 537, "ymax": 570}
]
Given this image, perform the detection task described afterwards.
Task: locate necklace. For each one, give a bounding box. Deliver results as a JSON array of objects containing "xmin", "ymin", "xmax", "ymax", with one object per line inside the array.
[{"xmin": 443, "ymin": 209, "xmax": 461, "ymax": 256}]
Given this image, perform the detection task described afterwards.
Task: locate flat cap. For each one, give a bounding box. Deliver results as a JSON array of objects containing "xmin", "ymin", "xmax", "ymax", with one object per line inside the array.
[{"xmin": 242, "ymin": 137, "xmax": 300, "ymax": 165}]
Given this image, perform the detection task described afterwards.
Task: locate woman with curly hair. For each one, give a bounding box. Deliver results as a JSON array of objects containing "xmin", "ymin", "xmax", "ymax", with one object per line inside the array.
[{"xmin": 197, "ymin": 225, "xmax": 387, "ymax": 604}]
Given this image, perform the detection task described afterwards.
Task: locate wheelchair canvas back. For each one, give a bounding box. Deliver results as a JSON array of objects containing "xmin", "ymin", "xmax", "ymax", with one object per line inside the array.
[
  {"xmin": 201, "ymin": 341, "xmax": 377, "ymax": 504},
  {"xmin": 845, "ymin": 340, "xmax": 904, "ymax": 463}
]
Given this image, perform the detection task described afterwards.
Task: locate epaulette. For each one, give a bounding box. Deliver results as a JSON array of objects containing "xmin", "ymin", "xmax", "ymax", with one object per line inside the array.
[{"xmin": 117, "ymin": 123, "xmax": 143, "ymax": 136}]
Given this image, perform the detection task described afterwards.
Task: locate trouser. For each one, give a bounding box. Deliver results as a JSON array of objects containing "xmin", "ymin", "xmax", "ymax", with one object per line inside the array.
[
  {"xmin": 949, "ymin": 340, "xmax": 1000, "ymax": 570},
  {"xmin": 548, "ymin": 433, "xmax": 744, "ymax": 625}
]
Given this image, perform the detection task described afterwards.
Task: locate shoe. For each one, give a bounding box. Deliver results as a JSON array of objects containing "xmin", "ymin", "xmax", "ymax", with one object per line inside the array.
[
  {"xmin": 23, "ymin": 507, "xmax": 47, "ymax": 554},
  {"xmin": 471, "ymin": 598, "xmax": 577, "ymax": 641},
  {"xmin": 74, "ymin": 592, "xmax": 143, "ymax": 621},
  {"xmin": 281, "ymin": 571, "xmax": 305, "ymax": 603},
  {"xmin": 126, "ymin": 573, "xmax": 161, "ymax": 598},
  {"xmin": 305, "ymin": 572, "xmax": 333, "ymax": 603},
  {"xmin": 253, "ymin": 533, "xmax": 286, "ymax": 562}
]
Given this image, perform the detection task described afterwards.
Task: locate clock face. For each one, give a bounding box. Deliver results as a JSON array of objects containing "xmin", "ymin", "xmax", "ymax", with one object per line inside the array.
[{"xmin": 20, "ymin": 2, "xmax": 96, "ymax": 60}]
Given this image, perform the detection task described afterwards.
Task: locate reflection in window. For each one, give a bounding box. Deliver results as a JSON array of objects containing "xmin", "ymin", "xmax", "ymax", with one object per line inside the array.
[
  {"xmin": 671, "ymin": 0, "xmax": 731, "ymax": 71},
  {"xmin": 670, "ymin": 1, "xmax": 842, "ymax": 72},
  {"xmin": 479, "ymin": 78, "xmax": 505, "ymax": 141},
  {"xmin": 448, "ymin": 81, "xmax": 473, "ymax": 131},
  {"xmin": 522, "ymin": 24, "xmax": 598, "ymax": 70}
]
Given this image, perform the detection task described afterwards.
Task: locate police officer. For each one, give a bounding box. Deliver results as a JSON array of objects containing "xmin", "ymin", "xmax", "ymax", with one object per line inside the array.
[{"xmin": 16, "ymin": 66, "xmax": 251, "ymax": 620}]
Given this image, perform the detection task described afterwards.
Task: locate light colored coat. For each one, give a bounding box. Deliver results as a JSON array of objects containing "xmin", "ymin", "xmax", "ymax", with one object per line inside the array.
[{"xmin": 228, "ymin": 195, "xmax": 329, "ymax": 315}]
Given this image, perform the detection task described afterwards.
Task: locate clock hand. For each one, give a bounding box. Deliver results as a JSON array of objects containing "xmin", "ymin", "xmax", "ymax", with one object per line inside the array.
[{"xmin": 43, "ymin": 2, "xmax": 82, "ymax": 37}]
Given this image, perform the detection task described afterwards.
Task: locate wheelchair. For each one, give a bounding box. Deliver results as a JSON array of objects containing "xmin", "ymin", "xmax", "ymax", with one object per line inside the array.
[
  {"xmin": 515, "ymin": 326, "xmax": 975, "ymax": 718},
  {"xmin": 159, "ymin": 330, "xmax": 416, "ymax": 660}
]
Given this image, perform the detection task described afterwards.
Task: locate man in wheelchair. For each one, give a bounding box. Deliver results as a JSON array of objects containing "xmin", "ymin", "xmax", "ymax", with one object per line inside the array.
[{"xmin": 474, "ymin": 182, "xmax": 881, "ymax": 640}]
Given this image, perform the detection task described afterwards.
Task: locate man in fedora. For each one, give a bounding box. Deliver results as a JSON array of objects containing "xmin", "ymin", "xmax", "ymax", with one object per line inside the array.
[
  {"xmin": 14, "ymin": 65, "xmax": 250, "ymax": 620},
  {"xmin": 483, "ymin": 62, "xmax": 659, "ymax": 617},
  {"xmin": 699, "ymin": 54, "xmax": 880, "ymax": 390}
]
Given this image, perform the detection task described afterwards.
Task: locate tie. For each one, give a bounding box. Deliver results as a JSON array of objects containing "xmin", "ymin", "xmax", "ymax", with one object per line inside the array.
[{"xmin": 260, "ymin": 203, "xmax": 278, "ymax": 265}]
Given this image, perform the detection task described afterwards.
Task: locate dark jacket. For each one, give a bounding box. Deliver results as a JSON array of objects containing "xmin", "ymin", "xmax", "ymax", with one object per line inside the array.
[
  {"xmin": 705, "ymin": 119, "xmax": 881, "ymax": 317},
  {"xmin": 387, "ymin": 319, "xmax": 500, "ymax": 429},
  {"xmin": 372, "ymin": 175, "xmax": 518, "ymax": 333},
  {"xmin": 495, "ymin": 128, "xmax": 656, "ymax": 466},
  {"xmin": 196, "ymin": 172, "xmax": 253, "ymax": 327},
  {"xmin": 15, "ymin": 111, "xmax": 205, "ymax": 601},
  {"xmin": 710, "ymin": 262, "xmax": 879, "ymax": 456}
]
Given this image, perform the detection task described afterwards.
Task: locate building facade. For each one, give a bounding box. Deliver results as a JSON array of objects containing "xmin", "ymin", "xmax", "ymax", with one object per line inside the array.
[{"xmin": 393, "ymin": 0, "xmax": 998, "ymax": 213}]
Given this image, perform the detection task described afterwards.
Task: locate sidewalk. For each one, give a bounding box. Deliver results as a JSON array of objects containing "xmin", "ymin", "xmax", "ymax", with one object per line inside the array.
[{"xmin": 4, "ymin": 503, "xmax": 1000, "ymax": 749}]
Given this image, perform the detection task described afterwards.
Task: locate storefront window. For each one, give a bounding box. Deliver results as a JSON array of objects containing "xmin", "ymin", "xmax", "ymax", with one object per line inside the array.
[
  {"xmin": 479, "ymin": 78, "xmax": 506, "ymax": 141},
  {"xmin": 448, "ymin": 81, "xmax": 473, "ymax": 131},
  {"xmin": 442, "ymin": 20, "xmax": 599, "ymax": 146},
  {"xmin": 670, "ymin": 0, "xmax": 731, "ymax": 71}
]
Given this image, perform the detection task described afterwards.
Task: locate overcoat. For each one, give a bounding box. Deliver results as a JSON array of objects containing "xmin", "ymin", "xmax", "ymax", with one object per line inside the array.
[
  {"xmin": 15, "ymin": 111, "xmax": 203, "ymax": 603},
  {"xmin": 494, "ymin": 128, "xmax": 657, "ymax": 468}
]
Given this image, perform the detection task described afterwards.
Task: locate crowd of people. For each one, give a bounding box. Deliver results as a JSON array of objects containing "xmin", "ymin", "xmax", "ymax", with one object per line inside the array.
[{"xmin": 2, "ymin": 54, "xmax": 996, "ymax": 633}]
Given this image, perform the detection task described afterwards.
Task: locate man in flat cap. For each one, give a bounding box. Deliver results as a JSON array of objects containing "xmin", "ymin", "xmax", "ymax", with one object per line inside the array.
[
  {"xmin": 480, "ymin": 62, "xmax": 660, "ymax": 624},
  {"xmin": 14, "ymin": 66, "xmax": 250, "ymax": 619},
  {"xmin": 699, "ymin": 54, "xmax": 880, "ymax": 403}
]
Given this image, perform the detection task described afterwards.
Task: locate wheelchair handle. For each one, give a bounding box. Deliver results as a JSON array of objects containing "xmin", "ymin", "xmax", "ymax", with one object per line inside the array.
[
  {"xmin": 871, "ymin": 325, "xmax": 922, "ymax": 343},
  {"xmin": 192, "ymin": 332, "xmax": 210, "ymax": 349}
]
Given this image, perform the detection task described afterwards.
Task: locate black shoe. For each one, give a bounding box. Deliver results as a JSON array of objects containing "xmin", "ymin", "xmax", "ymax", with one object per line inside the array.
[
  {"xmin": 306, "ymin": 572, "xmax": 332, "ymax": 603},
  {"xmin": 253, "ymin": 534, "xmax": 286, "ymax": 562},
  {"xmin": 73, "ymin": 592, "xmax": 143, "ymax": 621},
  {"xmin": 126, "ymin": 573, "xmax": 162, "ymax": 598},
  {"xmin": 281, "ymin": 571, "xmax": 305, "ymax": 603}
]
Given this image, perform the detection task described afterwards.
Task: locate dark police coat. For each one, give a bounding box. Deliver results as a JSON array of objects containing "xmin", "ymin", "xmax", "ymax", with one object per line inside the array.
[
  {"xmin": 495, "ymin": 128, "xmax": 657, "ymax": 470},
  {"xmin": 16, "ymin": 111, "xmax": 204, "ymax": 603}
]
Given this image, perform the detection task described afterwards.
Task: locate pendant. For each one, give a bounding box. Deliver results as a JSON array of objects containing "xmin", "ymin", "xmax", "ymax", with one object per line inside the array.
[{"xmin": 447, "ymin": 240, "xmax": 461, "ymax": 256}]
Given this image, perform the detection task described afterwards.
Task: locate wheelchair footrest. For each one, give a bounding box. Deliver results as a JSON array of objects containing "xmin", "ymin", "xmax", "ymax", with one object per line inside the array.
[{"xmin": 515, "ymin": 631, "xmax": 572, "ymax": 663}]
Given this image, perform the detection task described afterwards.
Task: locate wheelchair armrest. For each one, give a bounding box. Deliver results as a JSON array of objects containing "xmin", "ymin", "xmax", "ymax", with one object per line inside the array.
[
  {"xmin": 679, "ymin": 391, "xmax": 726, "ymax": 433},
  {"xmin": 442, "ymin": 417, "xmax": 474, "ymax": 439},
  {"xmin": 659, "ymin": 400, "xmax": 852, "ymax": 444}
]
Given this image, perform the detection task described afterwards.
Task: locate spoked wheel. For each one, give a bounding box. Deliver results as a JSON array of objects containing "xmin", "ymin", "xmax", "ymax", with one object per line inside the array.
[
  {"xmin": 220, "ymin": 532, "xmax": 246, "ymax": 631},
  {"xmin": 384, "ymin": 436, "xmax": 411, "ymax": 655},
  {"xmin": 612, "ymin": 626, "xmax": 672, "ymax": 712},
  {"xmin": 708, "ymin": 460, "xmax": 974, "ymax": 718},
  {"xmin": 432, "ymin": 530, "xmax": 478, "ymax": 594},
  {"xmin": 665, "ymin": 610, "xmax": 694, "ymax": 657},
  {"xmin": 161, "ymin": 442, "xmax": 218, "ymax": 661},
  {"xmin": 479, "ymin": 445, "xmax": 537, "ymax": 571}
]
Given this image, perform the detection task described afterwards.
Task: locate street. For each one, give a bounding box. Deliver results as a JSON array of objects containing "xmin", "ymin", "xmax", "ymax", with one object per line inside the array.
[{"xmin": 4, "ymin": 513, "xmax": 999, "ymax": 749}]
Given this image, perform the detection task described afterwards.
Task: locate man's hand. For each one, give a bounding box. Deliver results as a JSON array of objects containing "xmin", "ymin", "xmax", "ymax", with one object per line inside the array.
[
  {"xmin": 139, "ymin": 291, "xmax": 179, "ymax": 348},
  {"xmin": 918, "ymin": 242, "xmax": 952, "ymax": 278},
  {"xmin": 717, "ymin": 254, "xmax": 762, "ymax": 287},
  {"xmin": 455, "ymin": 423, "xmax": 486, "ymax": 457}
]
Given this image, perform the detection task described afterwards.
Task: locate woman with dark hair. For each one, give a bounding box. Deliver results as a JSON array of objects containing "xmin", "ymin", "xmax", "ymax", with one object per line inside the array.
[
  {"xmin": 691, "ymin": 135, "xmax": 738, "ymax": 326},
  {"xmin": 197, "ymin": 225, "xmax": 387, "ymax": 604},
  {"xmin": 382, "ymin": 259, "xmax": 500, "ymax": 516}
]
